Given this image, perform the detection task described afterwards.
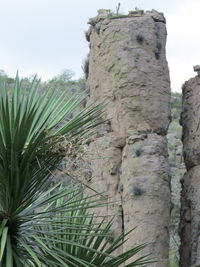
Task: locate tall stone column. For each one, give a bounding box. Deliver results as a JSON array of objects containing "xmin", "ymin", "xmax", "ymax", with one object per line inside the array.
[
  {"xmin": 180, "ymin": 66, "xmax": 200, "ymax": 267},
  {"xmin": 86, "ymin": 9, "xmax": 171, "ymax": 266}
]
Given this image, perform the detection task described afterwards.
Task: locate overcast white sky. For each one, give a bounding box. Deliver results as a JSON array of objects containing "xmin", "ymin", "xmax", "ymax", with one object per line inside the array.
[{"xmin": 0, "ymin": 0, "xmax": 199, "ymax": 91}]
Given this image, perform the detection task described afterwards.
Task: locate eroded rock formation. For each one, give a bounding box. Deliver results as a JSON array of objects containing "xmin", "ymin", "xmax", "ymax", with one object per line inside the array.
[
  {"xmin": 86, "ymin": 9, "xmax": 171, "ymax": 266},
  {"xmin": 180, "ymin": 70, "xmax": 200, "ymax": 266}
]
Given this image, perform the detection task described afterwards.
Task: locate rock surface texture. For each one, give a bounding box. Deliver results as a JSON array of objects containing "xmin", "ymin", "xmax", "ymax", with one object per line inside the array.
[
  {"xmin": 86, "ymin": 9, "xmax": 171, "ymax": 266},
  {"xmin": 180, "ymin": 74, "xmax": 200, "ymax": 266}
]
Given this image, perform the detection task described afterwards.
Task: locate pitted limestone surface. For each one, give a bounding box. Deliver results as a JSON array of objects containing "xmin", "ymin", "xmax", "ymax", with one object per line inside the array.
[
  {"xmin": 180, "ymin": 72, "xmax": 200, "ymax": 266},
  {"xmin": 86, "ymin": 9, "xmax": 171, "ymax": 267}
]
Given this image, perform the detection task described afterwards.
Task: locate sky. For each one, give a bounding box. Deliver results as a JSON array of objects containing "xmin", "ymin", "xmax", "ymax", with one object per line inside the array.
[{"xmin": 0, "ymin": 0, "xmax": 199, "ymax": 91}]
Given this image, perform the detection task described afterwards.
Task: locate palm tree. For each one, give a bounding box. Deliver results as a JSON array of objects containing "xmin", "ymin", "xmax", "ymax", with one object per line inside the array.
[{"xmin": 0, "ymin": 75, "xmax": 151, "ymax": 266}]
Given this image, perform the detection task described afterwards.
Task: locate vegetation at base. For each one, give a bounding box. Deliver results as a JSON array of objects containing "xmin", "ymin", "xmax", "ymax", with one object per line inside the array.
[
  {"xmin": 0, "ymin": 73, "xmax": 151, "ymax": 266},
  {"xmin": 168, "ymin": 92, "xmax": 185, "ymax": 267}
]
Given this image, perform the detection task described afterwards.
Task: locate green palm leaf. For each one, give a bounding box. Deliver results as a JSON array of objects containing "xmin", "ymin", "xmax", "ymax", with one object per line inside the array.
[
  {"xmin": 0, "ymin": 75, "xmax": 152, "ymax": 266},
  {"xmin": 33, "ymin": 189, "xmax": 153, "ymax": 267},
  {"xmin": 0, "ymin": 74, "xmax": 103, "ymax": 214}
]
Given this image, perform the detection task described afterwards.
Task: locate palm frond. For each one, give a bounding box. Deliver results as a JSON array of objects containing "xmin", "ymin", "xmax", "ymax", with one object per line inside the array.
[
  {"xmin": 0, "ymin": 75, "xmax": 152, "ymax": 266},
  {"xmin": 33, "ymin": 188, "xmax": 153, "ymax": 267},
  {"xmin": 0, "ymin": 74, "xmax": 103, "ymax": 215}
]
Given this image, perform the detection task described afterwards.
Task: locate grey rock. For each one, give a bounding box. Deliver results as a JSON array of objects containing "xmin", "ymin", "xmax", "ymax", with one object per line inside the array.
[
  {"xmin": 86, "ymin": 9, "xmax": 171, "ymax": 266},
  {"xmin": 181, "ymin": 76, "xmax": 200, "ymax": 169},
  {"xmin": 193, "ymin": 65, "xmax": 200, "ymax": 76},
  {"xmin": 193, "ymin": 65, "xmax": 200, "ymax": 72},
  {"xmin": 121, "ymin": 134, "xmax": 170, "ymax": 266},
  {"xmin": 180, "ymin": 167, "xmax": 200, "ymax": 266},
  {"xmin": 88, "ymin": 10, "xmax": 171, "ymax": 136},
  {"xmin": 180, "ymin": 74, "xmax": 200, "ymax": 265}
]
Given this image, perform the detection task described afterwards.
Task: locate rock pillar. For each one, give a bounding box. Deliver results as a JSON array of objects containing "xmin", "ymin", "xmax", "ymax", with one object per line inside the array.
[
  {"xmin": 180, "ymin": 66, "xmax": 200, "ymax": 266},
  {"xmin": 86, "ymin": 9, "xmax": 171, "ymax": 266}
]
